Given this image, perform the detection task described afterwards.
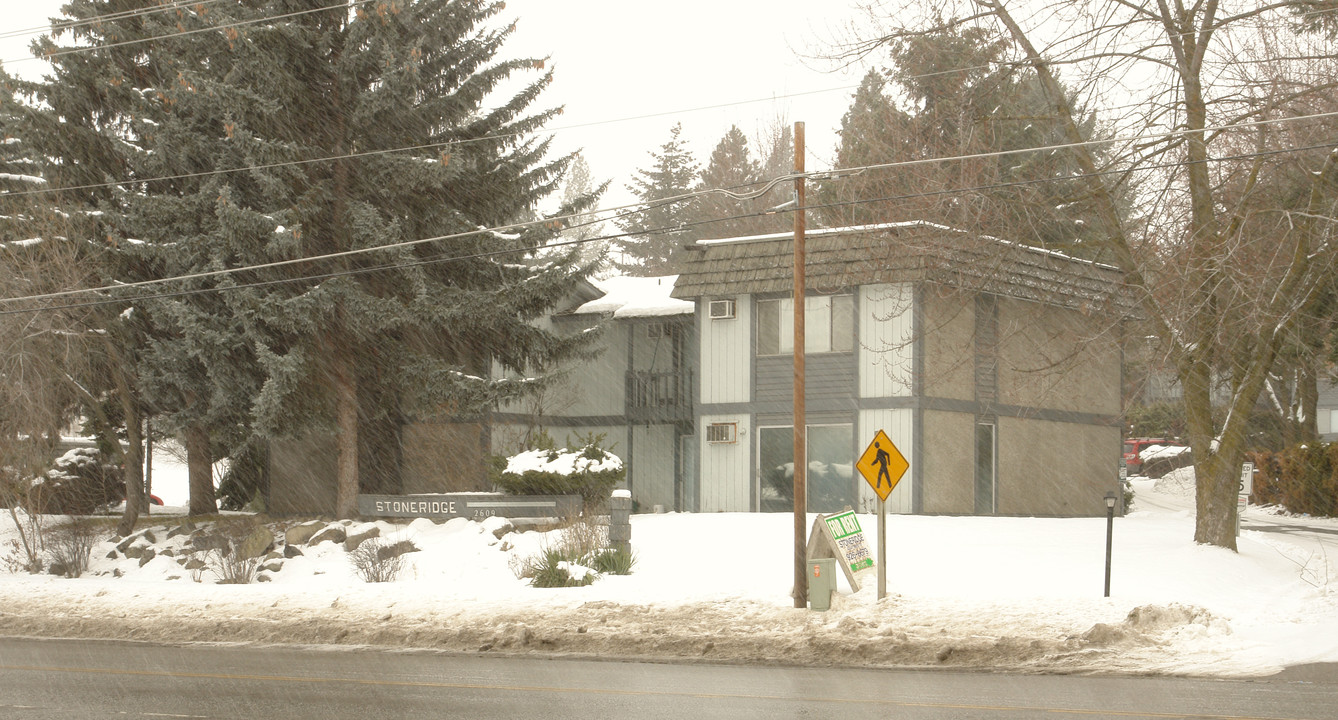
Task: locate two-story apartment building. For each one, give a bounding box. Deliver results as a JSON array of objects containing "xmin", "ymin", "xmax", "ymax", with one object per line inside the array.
[
  {"xmin": 269, "ymin": 223, "xmax": 1129, "ymax": 518},
  {"xmin": 671, "ymin": 222, "xmax": 1130, "ymax": 517},
  {"xmin": 267, "ymin": 275, "xmax": 696, "ymax": 514}
]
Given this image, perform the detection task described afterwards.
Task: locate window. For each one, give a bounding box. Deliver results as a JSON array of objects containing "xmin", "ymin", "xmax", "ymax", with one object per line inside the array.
[
  {"xmin": 975, "ymin": 422, "xmax": 996, "ymax": 515},
  {"xmin": 757, "ymin": 424, "xmax": 854, "ymax": 513},
  {"xmin": 757, "ymin": 295, "xmax": 854, "ymax": 355}
]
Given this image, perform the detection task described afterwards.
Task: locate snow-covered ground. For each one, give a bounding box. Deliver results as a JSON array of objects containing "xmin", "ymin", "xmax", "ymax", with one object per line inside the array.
[{"xmin": 2, "ymin": 464, "xmax": 1336, "ymax": 677}]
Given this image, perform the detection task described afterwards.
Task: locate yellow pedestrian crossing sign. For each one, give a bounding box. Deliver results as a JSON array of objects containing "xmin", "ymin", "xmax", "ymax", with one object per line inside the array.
[{"xmin": 857, "ymin": 429, "xmax": 908, "ymax": 502}]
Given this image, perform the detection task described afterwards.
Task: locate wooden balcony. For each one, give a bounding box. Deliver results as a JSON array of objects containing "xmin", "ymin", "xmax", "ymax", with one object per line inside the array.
[{"xmin": 625, "ymin": 370, "xmax": 694, "ymax": 424}]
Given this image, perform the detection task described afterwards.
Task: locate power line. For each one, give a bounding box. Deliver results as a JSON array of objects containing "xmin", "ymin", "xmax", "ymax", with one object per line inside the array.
[
  {"xmin": 4, "ymin": 137, "xmax": 1334, "ymax": 316},
  {"xmin": 0, "ymin": 0, "xmax": 232, "ymax": 41},
  {"xmin": 3, "ymin": 0, "xmax": 378, "ymax": 67},
  {"xmin": 11, "ymin": 103, "xmax": 1337, "ymax": 306}
]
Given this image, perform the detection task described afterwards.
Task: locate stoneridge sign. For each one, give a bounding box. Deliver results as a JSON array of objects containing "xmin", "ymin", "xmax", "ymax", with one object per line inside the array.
[
  {"xmin": 806, "ymin": 509, "xmax": 874, "ymax": 592},
  {"xmin": 357, "ymin": 493, "xmax": 582, "ymax": 521}
]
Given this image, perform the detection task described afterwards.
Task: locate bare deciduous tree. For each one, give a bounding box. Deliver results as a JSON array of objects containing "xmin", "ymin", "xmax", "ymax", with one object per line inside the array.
[{"xmin": 843, "ymin": 0, "xmax": 1338, "ymax": 549}]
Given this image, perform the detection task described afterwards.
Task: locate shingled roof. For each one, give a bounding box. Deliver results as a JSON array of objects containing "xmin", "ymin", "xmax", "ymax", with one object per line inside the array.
[{"xmin": 670, "ymin": 222, "xmax": 1133, "ymax": 314}]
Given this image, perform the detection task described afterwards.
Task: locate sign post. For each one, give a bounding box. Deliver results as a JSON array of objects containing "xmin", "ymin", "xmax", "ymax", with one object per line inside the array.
[
  {"xmin": 855, "ymin": 429, "xmax": 909, "ymax": 600},
  {"xmin": 1237, "ymin": 462, "xmax": 1254, "ymax": 537}
]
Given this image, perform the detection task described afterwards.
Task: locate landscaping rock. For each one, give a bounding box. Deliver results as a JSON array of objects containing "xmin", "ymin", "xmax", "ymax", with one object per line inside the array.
[
  {"xmin": 167, "ymin": 522, "xmax": 195, "ymax": 540},
  {"xmin": 283, "ymin": 544, "xmax": 304, "ymax": 559},
  {"xmin": 284, "ymin": 521, "xmax": 326, "ymax": 546},
  {"xmin": 184, "ymin": 557, "xmax": 206, "ymax": 571},
  {"xmin": 138, "ymin": 548, "xmax": 156, "ymax": 567},
  {"xmin": 487, "ymin": 517, "xmax": 516, "ymax": 540},
  {"xmin": 191, "ymin": 533, "xmax": 229, "ymax": 554},
  {"xmin": 236, "ymin": 526, "xmax": 275, "ymax": 560},
  {"xmin": 345, "ymin": 526, "xmax": 382, "ymax": 552},
  {"xmin": 377, "ymin": 539, "xmax": 419, "ymax": 561},
  {"xmin": 261, "ymin": 560, "xmax": 284, "ymax": 573},
  {"xmin": 308, "ymin": 526, "xmax": 346, "ymax": 546}
]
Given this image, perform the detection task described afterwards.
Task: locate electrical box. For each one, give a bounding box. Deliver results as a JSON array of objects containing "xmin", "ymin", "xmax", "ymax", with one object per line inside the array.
[{"xmin": 808, "ymin": 557, "xmax": 836, "ymax": 611}]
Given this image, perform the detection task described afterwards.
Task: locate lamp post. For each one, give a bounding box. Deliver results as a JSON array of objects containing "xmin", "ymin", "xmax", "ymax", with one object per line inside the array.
[{"xmin": 1104, "ymin": 491, "xmax": 1117, "ymax": 598}]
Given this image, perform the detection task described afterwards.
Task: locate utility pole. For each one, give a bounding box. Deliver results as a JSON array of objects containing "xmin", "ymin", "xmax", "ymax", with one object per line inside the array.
[{"xmin": 792, "ymin": 121, "xmax": 807, "ymax": 608}]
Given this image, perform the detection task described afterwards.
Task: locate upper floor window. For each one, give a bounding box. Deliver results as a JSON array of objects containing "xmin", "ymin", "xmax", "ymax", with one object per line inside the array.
[{"xmin": 757, "ymin": 295, "xmax": 854, "ymax": 355}]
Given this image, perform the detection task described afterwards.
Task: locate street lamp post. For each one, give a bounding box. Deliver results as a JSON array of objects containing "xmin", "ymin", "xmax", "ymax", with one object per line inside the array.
[{"xmin": 1104, "ymin": 492, "xmax": 1117, "ymax": 598}]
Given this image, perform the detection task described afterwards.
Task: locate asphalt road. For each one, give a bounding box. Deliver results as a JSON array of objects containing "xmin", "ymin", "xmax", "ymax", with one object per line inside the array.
[{"xmin": 0, "ymin": 637, "xmax": 1334, "ymax": 719}]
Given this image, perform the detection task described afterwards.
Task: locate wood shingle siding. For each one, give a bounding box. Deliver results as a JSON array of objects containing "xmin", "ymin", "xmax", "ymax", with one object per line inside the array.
[{"xmin": 671, "ymin": 222, "xmax": 1132, "ymax": 317}]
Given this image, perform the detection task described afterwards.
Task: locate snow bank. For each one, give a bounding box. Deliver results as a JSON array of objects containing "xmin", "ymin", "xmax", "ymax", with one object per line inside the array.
[{"xmin": 1, "ymin": 481, "xmax": 1335, "ymax": 677}]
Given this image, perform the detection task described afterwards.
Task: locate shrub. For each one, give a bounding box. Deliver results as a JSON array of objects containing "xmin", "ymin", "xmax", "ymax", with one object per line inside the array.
[
  {"xmin": 493, "ymin": 435, "xmax": 624, "ymax": 507},
  {"xmin": 46, "ymin": 518, "xmax": 99, "ymax": 578},
  {"xmin": 509, "ymin": 517, "xmax": 609, "ymax": 587},
  {"xmin": 349, "ymin": 536, "xmax": 417, "ymax": 583},
  {"xmin": 1251, "ymin": 444, "xmax": 1338, "ymax": 517},
  {"xmin": 195, "ymin": 518, "xmax": 273, "ymax": 584},
  {"xmin": 37, "ymin": 448, "xmax": 123, "ymax": 515},
  {"xmin": 590, "ymin": 546, "xmax": 636, "ymax": 575}
]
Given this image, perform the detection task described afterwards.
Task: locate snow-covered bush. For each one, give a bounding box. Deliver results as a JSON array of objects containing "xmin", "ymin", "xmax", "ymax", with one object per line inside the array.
[
  {"xmin": 36, "ymin": 447, "xmax": 123, "ymax": 515},
  {"xmin": 493, "ymin": 436, "xmax": 624, "ymax": 507}
]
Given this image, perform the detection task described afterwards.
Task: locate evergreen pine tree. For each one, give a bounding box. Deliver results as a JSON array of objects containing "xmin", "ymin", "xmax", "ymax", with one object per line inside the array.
[
  {"xmin": 692, "ymin": 125, "xmax": 765, "ymax": 240},
  {"xmin": 616, "ymin": 123, "xmax": 699, "ymax": 275},
  {"xmin": 210, "ymin": 0, "xmax": 598, "ymax": 517},
  {"xmin": 820, "ymin": 31, "xmax": 1118, "ymax": 258},
  {"xmin": 557, "ymin": 153, "xmax": 608, "ymax": 264}
]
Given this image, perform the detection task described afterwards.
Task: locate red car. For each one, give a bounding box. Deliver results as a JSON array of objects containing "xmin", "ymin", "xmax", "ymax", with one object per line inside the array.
[{"xmin": 1123, "ymin": 438, "xmax": 1179, "ymax": 475}]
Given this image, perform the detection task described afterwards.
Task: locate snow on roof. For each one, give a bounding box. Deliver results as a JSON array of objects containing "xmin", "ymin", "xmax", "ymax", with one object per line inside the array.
[
  {"xmin": 574, "ymin": 275, "xmax": 693, "ymax": 318},
  {"xmin": 695, "ymin": 221, "xmax": 1120, "ymax": 271}
]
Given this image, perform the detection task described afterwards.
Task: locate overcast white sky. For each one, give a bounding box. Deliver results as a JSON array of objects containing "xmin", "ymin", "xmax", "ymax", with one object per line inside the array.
[{"xmin": 1, "ymin": 1, "xmax": 878, "ymax": 208}]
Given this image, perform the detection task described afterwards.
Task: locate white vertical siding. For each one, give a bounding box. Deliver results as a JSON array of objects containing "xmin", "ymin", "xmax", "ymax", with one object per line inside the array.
[
  {"xmin": 859, "ymin": 283, "xmax": 913, "ymax": 399},
  {"xmin": 698, "ymin": 413, "xmax": 751, "ymax": 511},
  {"xmin": 700, "ymin": 295, "xmax": 751, "ymax": 404},
  {"xmin": 856, "ymin": 409, "xmax": 914, "ymax": 514}
]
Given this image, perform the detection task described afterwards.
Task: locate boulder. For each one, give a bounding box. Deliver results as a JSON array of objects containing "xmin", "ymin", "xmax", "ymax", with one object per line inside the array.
[
  {"xmin": 191, "ymin": 532, "xmax": 230, "ymax": 554},
  {"xmin": 236, "ymin": 526, "xmax": 275, "ymax": 560},
  {"xmin": 138, "ymin": 548, "xmax": 157, "ymax": 567},
  {"xmin": 308, "ymin": 525, "xmax": 347, "ymax": 546},
  {"xmin": 345, "ymin": 526, "xmax": 382, "ymax": 552},
  {"xmin": 284, "ymin": 521, "xmax": 326, "ymax": 546},
  {"xmin": 283, "ymin": 544, "xmax": 304, "ymax": 559},
  {"xmin": 377, "ymin": 539, "xmax": 419, "ymax": 561}
]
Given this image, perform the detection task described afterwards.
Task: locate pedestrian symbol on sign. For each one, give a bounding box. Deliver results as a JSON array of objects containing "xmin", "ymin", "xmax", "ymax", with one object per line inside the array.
[{"xmin": 856, "ymin": 430, "xmax": 908, "ymax": 502}]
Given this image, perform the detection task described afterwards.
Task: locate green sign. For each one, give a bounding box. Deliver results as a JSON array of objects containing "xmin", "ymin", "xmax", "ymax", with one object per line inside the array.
[{"xmin": 823, "ymin": 510, "xmax": 874, "ymax": 574}]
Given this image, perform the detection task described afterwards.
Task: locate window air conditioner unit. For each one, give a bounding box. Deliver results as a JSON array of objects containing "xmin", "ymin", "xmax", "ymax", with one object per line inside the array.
[
  {"xmin": 706, "ymin": 422, "xmax": 738, "ymax": 444},
  {"xmin": 708, "ymin": 299, "xmax": 736, "ymax": 320}
]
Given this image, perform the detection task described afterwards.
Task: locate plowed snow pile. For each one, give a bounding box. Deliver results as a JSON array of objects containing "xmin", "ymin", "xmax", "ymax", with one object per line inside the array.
[{"xmin": 3, "ymin": 477, "xmax": 1336, "ymax": 676}]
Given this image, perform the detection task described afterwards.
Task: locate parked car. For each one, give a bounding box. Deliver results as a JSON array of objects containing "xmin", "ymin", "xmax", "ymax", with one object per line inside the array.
[{"xmin": 1123, "ymin": 437, "xmax": 1187, "ymax": 476}]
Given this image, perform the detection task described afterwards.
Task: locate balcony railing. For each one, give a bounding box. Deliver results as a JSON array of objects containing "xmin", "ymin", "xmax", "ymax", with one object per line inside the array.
[{"xmin": 626, "ymin": 370, "xmax": 694, "ymax": 423}]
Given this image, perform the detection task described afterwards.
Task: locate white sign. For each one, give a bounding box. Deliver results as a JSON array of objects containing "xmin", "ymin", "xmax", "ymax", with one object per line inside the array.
[{"xmin": 1239, "ymin": 462, "xmax": 1254, "ymax": 496}]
